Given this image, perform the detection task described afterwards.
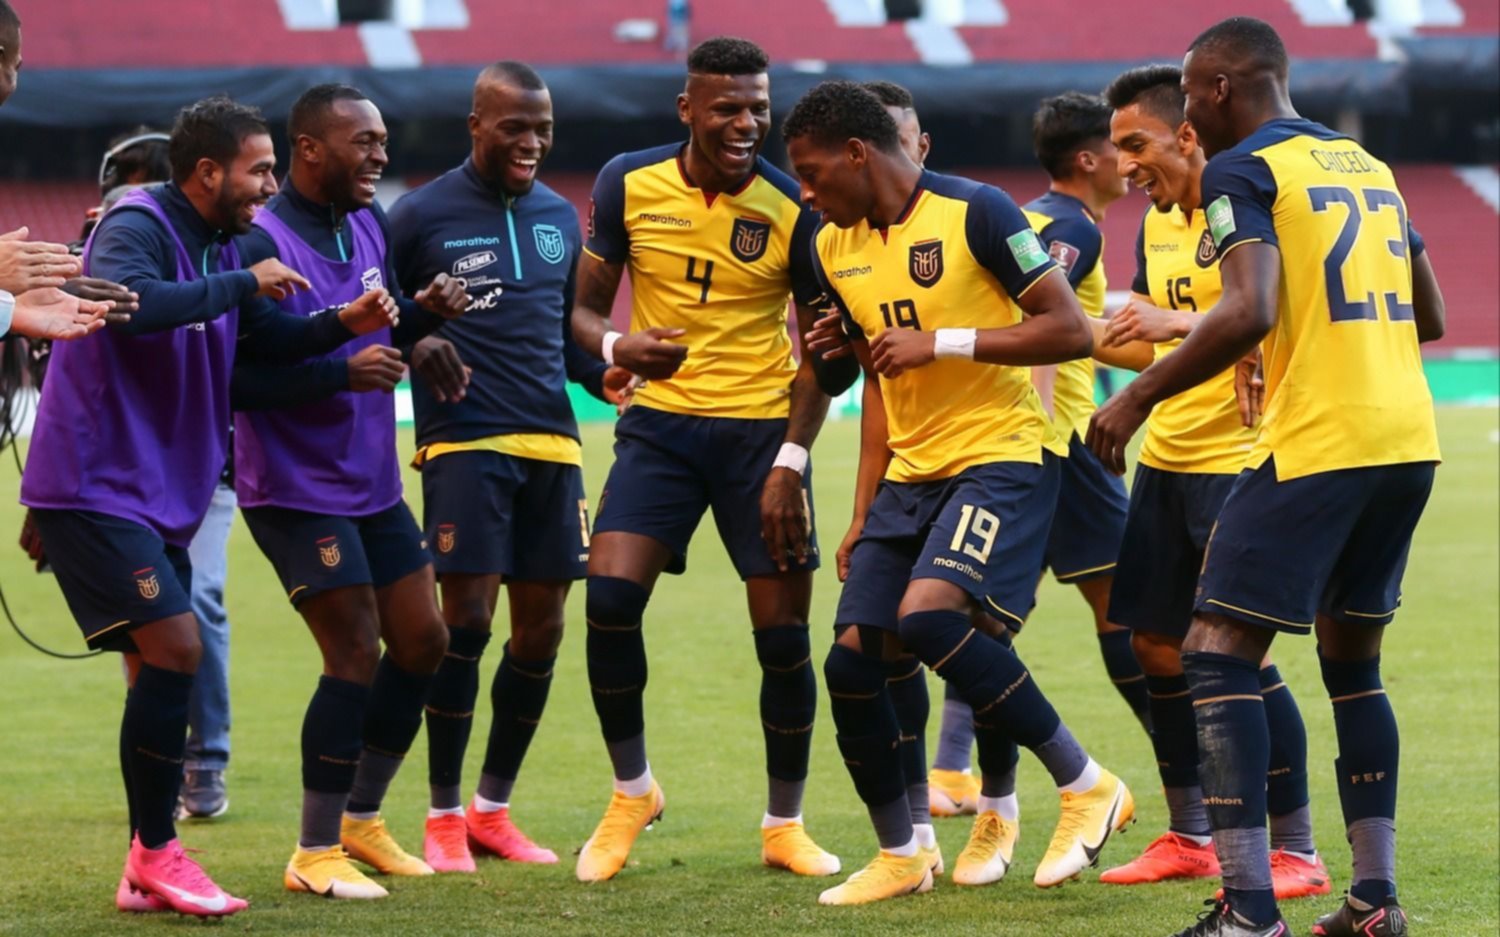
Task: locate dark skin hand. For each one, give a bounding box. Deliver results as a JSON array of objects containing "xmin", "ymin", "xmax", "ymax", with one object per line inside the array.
[
  {"xmin": 1087, "ymin": 241, "xmax": 1280, "ymax": 474},
  {"xmin": 410, "ymin": 335, "xmax": 471, "ymax": 403},
  {"xmin": 412, "ymin": 272, "xmax": 469, "ymax": 319},
  {"xmin": 347, "ymin": 344, "xmax": 405, "ymax": 393},
  {"xmin": 64, "ymin": 276, "xmax": 137, "ymax": 326},
  {"xmin": 18, "ymin": 509, "xmax": 44, "ymax": 571},
  {"xmin": 759, "ymin": 302, "xmax": 830, "ymax": 572},
  {"xmin": 570, "ymin": 249, "xmax": 688, "ymax": 379}
]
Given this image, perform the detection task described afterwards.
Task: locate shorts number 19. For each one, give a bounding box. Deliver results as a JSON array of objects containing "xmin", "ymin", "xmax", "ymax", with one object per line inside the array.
[{"xmin": 949, "ymin": 504, "xmax": 1000, "ymax": 564}]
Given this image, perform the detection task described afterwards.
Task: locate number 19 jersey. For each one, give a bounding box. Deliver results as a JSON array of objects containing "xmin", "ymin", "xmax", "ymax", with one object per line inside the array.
[
  {"xmin": 584, "ymin": 143, "xmax": 821, "ymax": 419},
  {"xmin": 1202, "ymin": 118, "xmax": 1438, "ymax": 480}
]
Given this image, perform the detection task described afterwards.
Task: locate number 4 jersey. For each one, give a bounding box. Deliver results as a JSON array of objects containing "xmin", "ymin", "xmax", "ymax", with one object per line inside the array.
[
  {"xmin": 812, "ymin": 170, "xmax": 1061, "ymax": 483},
  {"xmin": 1203, "ymin": 117, "xmax": 1437, "ymax": 480},
  {"xmin": 584, "ymin": 143, "xmax": 821, "ymax": 419}
]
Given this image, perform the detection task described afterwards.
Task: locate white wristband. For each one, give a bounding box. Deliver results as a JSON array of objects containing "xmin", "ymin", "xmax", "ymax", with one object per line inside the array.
[
  {"xmin": 601, "ymin": 330, "xmax": 622, "ymax": 366},
  {"xmin": 933, "ymin": 327, "xmax": 977, "ymax": 360},
  {"xmin": 772, "ymin": 442, "xmax": 810, "ymax": 476}
]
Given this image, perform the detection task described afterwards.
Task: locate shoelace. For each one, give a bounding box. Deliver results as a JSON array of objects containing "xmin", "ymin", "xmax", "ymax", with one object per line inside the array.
[
  {"xmin": 595, "ymin": 792, "xmax": 651, "ymax": 844},
  {"xmin": 1047, "ymin": 794, "xmax": 1092, "ymax": 853},
  {"xmin": 430, "ymin": 819, "xmax": 468, "ymax": 855},
  {"xmin": 967, "ymin": 814, "xmax": 1003, "ymax": 852},
  {"xmin": 162, "ymin": 843, "xmax": 218, "ymax": 894}
]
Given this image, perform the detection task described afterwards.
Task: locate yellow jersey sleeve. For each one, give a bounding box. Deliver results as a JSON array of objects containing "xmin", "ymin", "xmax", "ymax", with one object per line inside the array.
[
  {"xmin": 1133, "ymin": 205, "xmax": 1257, "ymax": 474},
  {"xmin": 584, "ymin": 145, "xmax": 819, "ymax": 420},
  {"xmin": 1201, "ymin": 119, "xmax": 1439, "ymax": 480},
  {"xmin": 814, "ymin": 172, "xmax": 1059, "ymax": 483}
]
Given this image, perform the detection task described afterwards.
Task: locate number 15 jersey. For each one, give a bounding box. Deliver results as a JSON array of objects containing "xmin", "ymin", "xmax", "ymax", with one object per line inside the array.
[
  {"xmin": 1203, "ymin": 118, "xmax": 1437, "ymax": 480},
  {"xmin": 585, "ymin": 143, "xmax": 821, "ymax": 419}
]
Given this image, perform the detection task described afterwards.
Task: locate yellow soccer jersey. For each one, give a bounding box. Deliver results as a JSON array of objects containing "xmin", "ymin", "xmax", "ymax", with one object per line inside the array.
[
  {"xmin": 1023, "ymin": 191, "xmax": 1107, "ymax": 446},
  {"xmin": 584, "ymin": 143, "xmax": 820, "ymax": 419},
  {"xmin": 814, "ymin": 171, "xmax": 1061, "ymax": 483},
  {"xmin": 1132, "ymin": 204, "xmax": 1257, "ymax": 474},
  {"xmin": 1203, "ymin": 118, "xmax": 1438, "ymax": 480}
]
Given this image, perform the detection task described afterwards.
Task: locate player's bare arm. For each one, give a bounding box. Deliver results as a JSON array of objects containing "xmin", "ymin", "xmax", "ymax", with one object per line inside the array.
[
  {"xmin": 760, "ymin": 301, "xmax": 833, "ymax": 571},
  {"xmin": 1087, "ymin": 241, "xmax": 1280, "ymax": 473},
  {"xmin": 570, "ymin": 250, "xmax": 687, "ymax": 379},
  {"xmin": 836, "ymin": 337, "xmax": 892, "ymax": 582},
  {"xmin": 1411, "ymin": 250, "xmax": 1445, "ymax": 343}
]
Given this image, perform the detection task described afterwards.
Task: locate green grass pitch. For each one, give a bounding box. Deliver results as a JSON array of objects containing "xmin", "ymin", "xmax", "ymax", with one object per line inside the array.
[{"xmin": 0, "ymin": 408, "xmax": 1494, "ymax": 936}]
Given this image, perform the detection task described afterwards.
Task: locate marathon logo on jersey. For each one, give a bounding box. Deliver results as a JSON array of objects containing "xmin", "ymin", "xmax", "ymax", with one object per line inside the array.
[
  {"xmin": 135, "ymin": 567, "xmax": 161, "ymax": 600},
  {"xmin": 1196, "ymin": 229, "xmax": 1218, "ymax": 268},
  {"xmin": 453, "ymin": 250, "xmax": 498, "ymax": 277},
  {"xmin": 436, "ymin": 523, "xmax": 456, "ymax": 554},
  {"xmin": 534, "ymin": 224, "xmax": 566, "ymax": 265},
  {"xmin": 360, "ymin": 266, "xmax": 383, "ymax": 293},
  {"xmin": 1048, "ymin": 240, "xmax": 1081, "ymax": 276},
  {"xmin": 317, "ymin": 536, "xmax": 342, "ymax": 568},
  {"xmin": 731, "ymin": 217, "xmax": 772, "ymax": 263},
  {"xmin": 909, "ymin": 239, "xmax": 944, "ymax": 288}
]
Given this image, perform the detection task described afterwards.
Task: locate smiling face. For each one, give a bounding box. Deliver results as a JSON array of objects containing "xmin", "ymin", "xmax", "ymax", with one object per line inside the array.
[
  {"xmin": 788, "ymin": 134, "xmax": 873, "ymax": 229},
  {"xmin": 470, "ymin": 79, "xmax": 553, "ymax": 197},
  {"xmin": 1111, "ymin": 102, "xmax": 1198, "ymax": 213},
  {"xmin": 302, "ymin": 97, "xmax": 388, "ymax": 212},
  {"xmin": 678, "ymin": 72, "xmax": 772, "ymax": 182},
  {"xmin": 207, "ymin": 132, "xmax": 278, "ymax": 234}
]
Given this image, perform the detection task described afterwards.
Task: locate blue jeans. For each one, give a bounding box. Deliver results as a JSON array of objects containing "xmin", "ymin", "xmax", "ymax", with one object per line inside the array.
[{"xmin": 184, "ymin": 483, "xmax": 234, "ymax": 771}]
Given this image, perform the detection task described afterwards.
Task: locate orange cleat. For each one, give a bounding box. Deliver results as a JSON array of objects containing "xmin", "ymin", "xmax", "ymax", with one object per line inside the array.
[
  {"xmin": 1099, "ymin": 832, "xmax": 1221, "ymax": 885},
  {"xmin": 468, "ymin": 803, "xmax": 558, "ymax": 864},
  {"xmin": 424, "ymin": 813, "xmax": 476, "ymax": 873},
  {"xmin": 1269, "ymin": 849, "xmax": 1331, "ymax": 900}
]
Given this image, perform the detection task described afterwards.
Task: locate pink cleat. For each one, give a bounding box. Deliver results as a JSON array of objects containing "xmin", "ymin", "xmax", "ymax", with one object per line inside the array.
[
  {"xmin": 424, "ymin": 813, "xmax": 477, "ymax": 873},
  {"xmin": 467, "ymin": 803, "xmax": 558, "ymax": 864},
  {"xmin": 116, "ymin": 875, "xmax": 169, "ymax": 913},
  {"xmin": 125, "ymin": 835, "xmax": 248, "ymax": 917}
]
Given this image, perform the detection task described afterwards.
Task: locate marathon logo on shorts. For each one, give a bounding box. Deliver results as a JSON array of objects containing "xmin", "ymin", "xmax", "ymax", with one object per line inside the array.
[
  {"xmin": 436, "ymin": 524, "xmax": 456, "ymax": 554},
  {"xmin": 360, "ymin": 266, "xmax": 383, "ymax": 292},
  {"xmin": 135, "ymin": 567, "xmax": 161, "ymax": 600},
  {"xmin": 1195, "ymin": 229, "xmax": 1218, "ymax": 268},
  {"xmin": 730, "ymin": 217, "xmax": 772, "ymax": 263},
  {"xmin": 317, "ymin": 536, "xmax": 342, "ymax": 568},
  {"xmin": 534, "ymin": 224, "xmax": 566, "ymax": 265},
  {"xmin": 909, "ymin": 239, "xmax": 944, "ymax": 288},
  {"xmin": 453, "ymin": 250, "xmax": 497, "ymax": 276}
]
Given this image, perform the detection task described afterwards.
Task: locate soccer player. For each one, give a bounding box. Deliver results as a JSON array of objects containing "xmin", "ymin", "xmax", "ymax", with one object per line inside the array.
[
  {"xmin": 389, "ymin": 61, "xmax": 628, "ymax": 872},
  {"xmin": 567, "ymin": 37, "xmax": 841, "ymax": 883},
  {"xmin": 1092, "ymin": 63, "xmax": 1326, "ymax": 899},
  {"xmin": 231, "ymin": 84, "xmax": 469, "ymax": 899},
  {"xmin": 21, "ymin": 94, "xmax": 390, "ymax": 917},
  {"xmin": 1088, "ymin": 18, "xmax": 1444, "ymax": 937},
  {"xmin": 785, "ymin": 80, "xmax": 1133, "ymax": 905}
]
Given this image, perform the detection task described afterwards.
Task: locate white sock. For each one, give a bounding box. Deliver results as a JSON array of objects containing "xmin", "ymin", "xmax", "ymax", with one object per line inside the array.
[
  {"xmin": 427, "ymin": 805, "xmax": 465, "ymax": 819},
  {"xmin": 472, "ymin": 794, "xmax": 507, "ymax": 814},
  {"xmin": 344, "ymin": 810, "xmax": 379, "ymax": 821},
  {"xmin": 614, "ymin": 766, "xmax": 654, "ymax": 798},
  {"xmin": 1284, "ymin": 848, "xmax": 1319, "ymax": 864},
  {"xmin": 763, "ymin": 813, "xmax": 801, "ymax": 829},
  {"xmin": 978, "ymin": 794, "xmax": 1019, "ymax": 822},
  {"xmin": 298, "ymin": 842, "xmax": 338, "ymax": 853},
  {"xmin": 885, "ymin": 833, "xmax": 919, "ymax": 858},
  {"xmin": 913, "ymin": 823, "xmax": 937, "ymax": 849},
  {"xmin": 1173, "ymin": 830, "xmax": 1213, "ymax": 846},
  {"xmin": 1059, "ymin": 758, "xmax": 1102, "ymax": 795}
]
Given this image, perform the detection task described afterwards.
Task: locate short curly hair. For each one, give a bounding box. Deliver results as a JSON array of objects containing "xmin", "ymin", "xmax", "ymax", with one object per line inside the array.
[
  {"xmin": 686, "ymin": 37, "xmax": 769, "ymax": 75},
  {"xmin": 1032, "ymin": 91, "xmax": 1113, "ymax": 180},
  {"xmin": 1189, "ymin": 16, "xmax": 1288, "ymax": 79},
  {"xmin": 169, "ymin": 95, "xmax": 269, "ymax": 183},
  {"xmin": 862, "ymin": 80, "xmax": 915, "ymax": 111},
  {"xmin": 782, "ymin": 81, "xmax": 899, "ymax": 153},
  {"xmin": 1105, "ymin": 64, "xmax": 1185, "ymax": 128}
]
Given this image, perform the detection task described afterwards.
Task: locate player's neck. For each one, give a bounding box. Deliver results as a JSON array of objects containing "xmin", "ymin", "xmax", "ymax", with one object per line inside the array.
[
  {"xmin": 1180, "ymin": 164, "xmax": 1206, "ymax": 215},
  {"xmin": 286, "ymin": 172, "xmax": 340, "ymax": 220},
  {"xmin": 868, "ymin": 158, "xmax": 924, "ymax": 229},
  {"xmin": 1048, "ymin": 178, "xmax": 1110, "ymax": 223},
  {"xmin": 1234, "ymin": 88, "xmax": 1300, "ymax": 146},
  {"xmin": 681, "ymin": 140, "xmax": 751, "ymax": 196}
]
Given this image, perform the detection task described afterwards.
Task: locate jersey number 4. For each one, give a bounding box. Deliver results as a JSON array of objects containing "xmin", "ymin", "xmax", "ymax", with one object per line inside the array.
[
  {"xmin": 1308, "ymin": 185, "xmax": 1415, "ymax": 324},
  {"xmin": 686, "ymin": 257, "xmax": 714, "ymax": 304}
]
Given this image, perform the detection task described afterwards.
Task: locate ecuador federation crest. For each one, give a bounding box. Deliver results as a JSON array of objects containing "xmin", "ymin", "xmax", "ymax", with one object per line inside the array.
[
  {"xmin": 909, "ymin": 239, "xmax": 944, "ymax": 288},
  {"xmin": 436, "ymin": 523, "xmax": 457, "ymax": 554},
  {"xmin": 135, "ymin": 568, "xmax": 160, "ymax": 600},
  {"xmin": 1195, "ymin": 229, "xmax": 1218, "ymax": 268},
  {"xmin": 317, "ymin": 536, "xmax": 342, "ymax": 569},
  {"xmin": 533, "ymin": 224, "xmax": 566, "ymax": 265},
  {"xmin": 730, "ymin": 217, "xmax": 772, "ymax": 263}
]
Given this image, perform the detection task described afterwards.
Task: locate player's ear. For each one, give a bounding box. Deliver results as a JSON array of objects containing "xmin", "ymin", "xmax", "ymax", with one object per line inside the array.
[
  {"xmin": 676, "ymin": 92, "xmax": 692, "ymax": 127},
  {"xmin": 194, "ymin": 156, "xmax": 222, "ymax": 192},
  {"xmin": 917, "ymin": 132, "xmax": 931, "ymax": 167},
  {"xmin": 846, "ymin": 137, "xmax": 866, "ymax": 168},
  {"xmin": 1177, "ymin": 120, "xmax": 1198, "ymax": 154}
]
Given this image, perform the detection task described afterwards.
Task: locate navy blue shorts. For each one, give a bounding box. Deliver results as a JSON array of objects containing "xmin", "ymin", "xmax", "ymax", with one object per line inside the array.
[
  {"xmin": 29, "ymin": 508, "xmax": 193, "ymax": 652},
  {"xmin": 1109, "ymin": 465, "xmax": 1237, "ymax": 639},
  {"xmin": 835, "ymin": 458, "xmax": 1059, "ymax": 634},
  {"xmin": 242, "ymin": 499, "xmax": 431, "ymax": 606},
  {"xmin": 1043, "ymin": 433, "xmax": 1129, "ymax": 584},
  {"xmin": 593, "ymin": 406, "xmax": 820, "ymax": 580},
  {"xmin": 1195, "ymin": 457, "xmax": 1436, "ymax": 634},
  {"xmin": 421, "ymin": 449, "xmax": 589, "ymax": 581}
]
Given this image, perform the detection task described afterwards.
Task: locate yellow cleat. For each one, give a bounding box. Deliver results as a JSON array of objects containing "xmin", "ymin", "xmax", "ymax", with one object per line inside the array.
[
  {"xmin": 921, "ymin": 842, "xmax": 945, "ymax": 877},
  {"xmin": 953, "ymin": 810, "xmax": 1018, "ymax": 886},
  {"xmin": 284, "ymin": 845, "xmax": 389, "ymax": 899},
  {"xmin": 762, "ymin": 821, "xmax": 841, "ymax": 877},
  {"xmin": 340, "ymin": 815, "xmax": 434, "ymax": 876},
  {"xmin": 817, "ymin": 850, "xmax": 934, "ymax": 906},
  {"xmin": 1033, "ymin": 769, "xmax": 1134, "ymax": 888},
  {"xmin": 575, "ymin": 782, "xmax": 665, "ymax": 883},
  {"xmin": 929, "ymin": 769, "xmax": 981, "ymax": 817}
]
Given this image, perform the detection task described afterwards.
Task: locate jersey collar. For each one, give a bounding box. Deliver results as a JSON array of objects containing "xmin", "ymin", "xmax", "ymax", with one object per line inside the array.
[
  {"xmin": 675, "ymin": 143, "xmax": 757, "ymax": 208},
  {"xmin": 874, "ymin": 172, "xmax": 927, "ymax": 244}
]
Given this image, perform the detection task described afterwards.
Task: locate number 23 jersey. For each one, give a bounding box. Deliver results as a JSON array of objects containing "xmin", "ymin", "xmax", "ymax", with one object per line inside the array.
[
  {"xmin": 1203, "ymin": 118, "xmax": 1437, "ymax": 480},
  {"xmin": 813, "ymin": 171, "xmax": 1061, "ymax": 483},
  {"xmin": 584, "ymin": 143, "xmax": 821, "ymax": 419}
]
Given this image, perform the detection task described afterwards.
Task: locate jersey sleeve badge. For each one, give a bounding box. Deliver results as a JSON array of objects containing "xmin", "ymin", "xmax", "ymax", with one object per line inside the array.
[
  {"xmin": 1047, "ymin": 240, "xmax": 1080, "ymax": 275},
  {"xmin": 1007, "ymin": 229, "xmax": 1049, "ymax": 273},
  {"xmin": 1206, "ymin": 195, "xmax": 1237, "ymax": 247}
]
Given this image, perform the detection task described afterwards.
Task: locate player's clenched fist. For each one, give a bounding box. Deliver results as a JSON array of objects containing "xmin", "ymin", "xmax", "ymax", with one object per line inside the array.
[
  {"xmin": 347, "ymin": 344, "xmax": 406, "ymax": 393},
  {"xmin": 870, "ymin": 327, "xmax": 936, "ymax": 378},
  {"xmin": 612, "ymin": 327, "xmax": 688, "ymax": 380},
  {"xmin": 248, "ymin": 257, "xmax": 312, "ymax": 300},
  {"xmin": 410, "ymin": 335, "xmax": 471, "ymax": 403},
  {"xmin": 414, "ymin": 272, "xmax": 469, "ymax": 319},
  {"xmin": 338, "ymin": 287, "xmax": 399, "ymax": 335}
]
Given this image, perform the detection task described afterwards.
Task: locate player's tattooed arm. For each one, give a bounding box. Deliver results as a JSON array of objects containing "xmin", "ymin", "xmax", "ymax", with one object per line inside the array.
[
  {"xmin": 1087, "ymin": 242, "xmax": 1280, "ymax": 474},
  {"xmin": 1411, "ymin": 250, "xmax": 1445, "ymax": 344},
  {"xmin": 571, "ymin": 252, "xmax": 686, "ymax": 379}
]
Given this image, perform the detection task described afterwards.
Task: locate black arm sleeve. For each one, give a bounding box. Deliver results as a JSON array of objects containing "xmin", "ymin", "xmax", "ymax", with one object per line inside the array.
[{"xmin": 231, "ymin": 358, "xmax": 350, "ymax": 411}]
